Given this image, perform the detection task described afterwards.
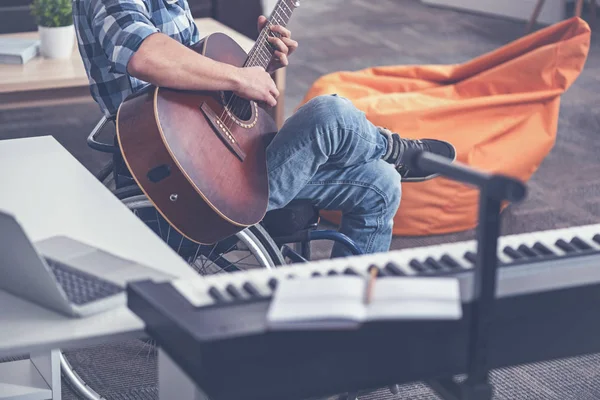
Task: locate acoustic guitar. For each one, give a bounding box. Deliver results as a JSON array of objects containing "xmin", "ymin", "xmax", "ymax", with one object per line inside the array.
[{"xmin": 116, "ymin": 0, "xmax": 301, "ymax": 244}]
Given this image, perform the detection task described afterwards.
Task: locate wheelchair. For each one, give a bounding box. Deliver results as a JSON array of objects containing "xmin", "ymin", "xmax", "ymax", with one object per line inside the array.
[{"xmin": 60, "ymin": 115, "xmax": 365, "ymax": 400}]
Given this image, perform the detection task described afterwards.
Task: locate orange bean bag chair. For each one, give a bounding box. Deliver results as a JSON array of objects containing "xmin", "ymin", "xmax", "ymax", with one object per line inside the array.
[{"xmin": 299, "ymin": 17, "xmax": 591, "ymax": 236}]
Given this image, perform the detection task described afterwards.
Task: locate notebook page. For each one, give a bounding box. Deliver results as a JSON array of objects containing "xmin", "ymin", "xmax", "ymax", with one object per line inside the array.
[
  {"xmin": 366, "ymin": 277, "xmax": 462, "ymax": 321},
  {"xmin": 266, "ymin": 276, "xmax": 366, "ymax": 330}
]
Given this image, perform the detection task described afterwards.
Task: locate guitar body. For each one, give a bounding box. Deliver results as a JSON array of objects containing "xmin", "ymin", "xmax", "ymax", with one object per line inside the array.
[{"xmin": 116, "ymin": 33, "xmax": 278, "ymax": 244}]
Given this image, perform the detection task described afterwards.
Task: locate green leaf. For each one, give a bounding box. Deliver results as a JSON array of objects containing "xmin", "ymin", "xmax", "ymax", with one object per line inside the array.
[{"xmin": 30, "ymin": 0, "xmax": 73, "ymax": 27}]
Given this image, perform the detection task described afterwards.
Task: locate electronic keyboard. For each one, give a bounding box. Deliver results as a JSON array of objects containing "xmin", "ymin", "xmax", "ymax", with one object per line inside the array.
[
  {"xmin": 127, "ymin": 223, "xmax": 600, "ymax": 400},
  {"xmin": 167, "ymin": 223, "xmax": 600, "ymax": 307}
]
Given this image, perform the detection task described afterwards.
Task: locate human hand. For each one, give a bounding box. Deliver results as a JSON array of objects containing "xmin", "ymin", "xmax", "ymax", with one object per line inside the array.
[
  {"xmin": 234, "ymin": 66, "xmax": 280, "ymax": 107},
  {"xmin": 257, "ymin": 15, "xmax": 299, "ymax": 73}
]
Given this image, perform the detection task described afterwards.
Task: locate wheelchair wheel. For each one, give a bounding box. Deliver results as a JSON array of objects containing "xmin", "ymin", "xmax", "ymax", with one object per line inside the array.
[
  {"xmin": 113, "ymin": 185, "xmax": 286, "ymax": 272},
  {"xmin": 60, "ymin": 168, "xmax": 286, "ymax": 400}
]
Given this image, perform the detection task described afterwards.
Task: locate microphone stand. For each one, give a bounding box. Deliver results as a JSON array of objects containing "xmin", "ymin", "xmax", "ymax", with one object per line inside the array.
[{"xmin": 405, "ymin": 150, "xmax": 527, "ymax": 400}]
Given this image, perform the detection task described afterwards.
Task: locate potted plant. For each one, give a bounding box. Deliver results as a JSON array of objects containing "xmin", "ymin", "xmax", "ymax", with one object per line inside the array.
[{"xmin": 30, "ymin": 0, "xmax": 74, "ymax": 59}]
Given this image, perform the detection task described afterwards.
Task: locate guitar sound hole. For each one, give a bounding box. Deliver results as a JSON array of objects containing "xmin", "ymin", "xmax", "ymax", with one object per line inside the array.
[{"xmin": 223, "ymin": 91, "xmax": 253, "ymax": 122}]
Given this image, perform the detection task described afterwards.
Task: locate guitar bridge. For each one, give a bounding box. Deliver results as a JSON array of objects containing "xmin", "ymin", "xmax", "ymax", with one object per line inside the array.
[{"xmin": 199, "ymin": 102, "xmax": 247, "ymax": 162}]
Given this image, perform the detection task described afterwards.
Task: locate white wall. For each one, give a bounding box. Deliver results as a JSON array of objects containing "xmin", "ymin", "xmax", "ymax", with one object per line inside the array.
[{"xmin": 420, "ymin": 0, "xmax": 566, "ymax": 25}]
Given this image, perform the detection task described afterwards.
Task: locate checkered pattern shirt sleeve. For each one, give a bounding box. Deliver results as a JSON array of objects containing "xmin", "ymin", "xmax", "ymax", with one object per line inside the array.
[
  {"xmin": 88, "ymin": 0, "xmax": 159, "ymax": 75},
  {"xmin": 74, "ymin": 0, "xmax": 200, "ymax": 117}
]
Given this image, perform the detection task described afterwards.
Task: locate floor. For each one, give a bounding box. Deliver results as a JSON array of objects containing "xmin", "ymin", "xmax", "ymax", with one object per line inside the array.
[{"xmin": 1, "ymin": 0, "xmax": 599, "ymax": 398}]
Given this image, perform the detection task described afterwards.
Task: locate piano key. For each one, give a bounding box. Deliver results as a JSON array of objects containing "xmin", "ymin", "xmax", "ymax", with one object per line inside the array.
[
  {"xmin": 312, "ymin": 271, "xmax": 322, "ymax": 277},
  {"xmin": 344, "ymin": 267, "xmax": 359, "ymax": 276},
  {"xmin": 408, "ymin": 259, "xmax": 426, "ymax": 273},
  {"xmin": 268, "ymin": 278, "xmax": 278, "ymax": 291},
  {"xmin": 594, "ymin": 234, "xmax": 600, "ymax": 245},
  {"xmin": 225, "ymin": 284, "xmax": 243, "ymax": 300},
  {"xmin": 384, "ymin": 262, "xmax": 406, "ymax": 276},
  {"xmin": 517, "ymin": 244, "xmax": 538, "ymax": 258},
  {"xmin": 208, "ymin": 287, "xmax": 227, "ymax": 303},
  {"xmin": 424, "ymin": 257, "xmax": 444, "ymax": 271},
  {"xmin": 571, "ymin": 236, "xmax": 592, "ymax": 251},
  {"xmin": 533, "ymin": 242, "xmax": 555, "ymax": 256},
  {"xmin": 440, "ymin": 254, "xmax": 461, "ymax": 269},
  {"xmin": 503, "ymin": 246, "xmax": 524, "ymax": 260},
  {"xmin": 242, "ymin": 282, "xmax": 261, "ymax": 297},
  {"xmin": 327, "ymin": 270, "xmax": 339, "ymax": 276},
  {"xmin": 555, "ymin": 239, "xmax": 577, "ymax": 253},
  {"xmin": 464, "ymin": 251, "xmax": 477, "ymax": 264}
]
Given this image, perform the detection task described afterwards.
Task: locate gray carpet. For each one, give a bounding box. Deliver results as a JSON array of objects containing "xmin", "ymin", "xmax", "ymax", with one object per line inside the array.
[{"xmin": 1, "ymin": 0, "xmax": 600, "ymax": 398}]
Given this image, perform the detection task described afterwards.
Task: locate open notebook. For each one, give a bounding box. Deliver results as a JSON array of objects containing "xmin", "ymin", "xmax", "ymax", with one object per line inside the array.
[{"xmin": 266, "ymin": 275, "xmax": 462, "ymax": 330}]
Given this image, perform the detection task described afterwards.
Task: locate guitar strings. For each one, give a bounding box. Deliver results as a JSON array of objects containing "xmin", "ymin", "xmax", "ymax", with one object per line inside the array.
[
  {"xmin": 218, "ymin": 0, "xmax": 294, "ymax": 133},
  {"xmin": 215, "ymin": 12, "xmax": 272, "ymax": 129},
  {"xmin": 232, "ymin": 4, "xmax": 291, "ymax": 124},
  {"xmin": 231, "ymin": 1, "xmax": 293, "ymax": 125},
  {"xmin": 218, "ymin": 1, "xmax": 288, "ymax": 128}
]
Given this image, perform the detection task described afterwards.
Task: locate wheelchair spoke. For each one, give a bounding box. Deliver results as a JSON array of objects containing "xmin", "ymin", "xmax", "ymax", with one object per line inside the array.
[
  {"xmin": 177, "ymin": 235, "xmax": 184, "ymax": 254},
  {"xmin": 192, "ymin": 243, "xmax": 202, "ymax": 262},
  {"xmin": 155, "ymin": 209, "xmax": 163, "ymax": 241}
]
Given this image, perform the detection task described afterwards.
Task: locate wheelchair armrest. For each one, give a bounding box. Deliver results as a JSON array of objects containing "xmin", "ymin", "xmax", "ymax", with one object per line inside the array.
[{"xmin": 87, "ymin": 116, "xmax": 119, "ymax": 154}]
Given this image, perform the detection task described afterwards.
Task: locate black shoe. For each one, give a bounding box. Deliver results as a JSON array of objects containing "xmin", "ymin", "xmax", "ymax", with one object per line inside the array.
[{"xmin": 379, "ymin": 127, "xmax": 457, "ymax": 182}]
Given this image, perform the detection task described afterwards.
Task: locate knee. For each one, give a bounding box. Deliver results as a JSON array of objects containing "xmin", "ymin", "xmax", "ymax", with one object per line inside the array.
[
  {"xmin": 301, "ymin": 94, "xmax": 362, "ymax": 129},
  {"xmin": 355, "ymin": 162, "xmax": 401, "ymax": 216},
  {"xmin": 376, "ymin": 163, "xmax": 402, "ymax": 215}
]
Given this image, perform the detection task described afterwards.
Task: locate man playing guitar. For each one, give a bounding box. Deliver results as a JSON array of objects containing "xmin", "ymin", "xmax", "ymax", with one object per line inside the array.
[{"xmin": 73, "ymin": 0, "xmax": 456, "ymax": 257}]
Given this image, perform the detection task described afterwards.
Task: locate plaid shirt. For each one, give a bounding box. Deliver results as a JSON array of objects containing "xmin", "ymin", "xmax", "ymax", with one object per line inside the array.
[{"xmin": 73, "ymin": 0, "xmax": 200, "ymax": 117}]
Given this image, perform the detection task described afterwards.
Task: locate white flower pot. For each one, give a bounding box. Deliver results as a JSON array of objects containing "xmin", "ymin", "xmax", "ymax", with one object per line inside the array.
[{"xmin": 38, "ymin": 24, "xmax": 75, "ymax": 59}]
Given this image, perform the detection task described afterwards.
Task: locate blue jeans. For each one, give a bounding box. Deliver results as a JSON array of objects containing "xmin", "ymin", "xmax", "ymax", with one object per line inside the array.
[{"xmin": 266, "ymin": 95, "xmax": 402, "ymax": 258}]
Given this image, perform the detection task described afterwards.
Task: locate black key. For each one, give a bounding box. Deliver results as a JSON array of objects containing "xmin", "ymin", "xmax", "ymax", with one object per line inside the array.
[
  {"xmin": 424, "ymin": 257, "xmax": 444, "ymax": 270},
  {"xmin": 312, "ymin": 271, "xmax": 322, "ymax": 277},
  {"xmin": 517, "ymin": 245, "xmax": 538, "ymax": 258},
  {"xmin": 344, "ymin": 267, "xmax": 359, "ymax": 276},
  {"xmin": 208, "ymin": 287, "xmax": 227, "ymax": 303},
  {"xmin": 556, "ymin": 239, "xmax": 577, "ymax": 253},
  {"xmin": 225, "ymin": 284, "xmax": 243, "ymax": 299},
  {"xmin": 409, "ymin": 259, "xmax": 426, "ymax": 273},
  {"xmin": 328, "ymin": 270, "xmax": 339, "ymax": 276},
  {"xmin": 464, "ymin": 251, "xmax": 477, "ymax": 264},
  {"xmin": 384, "ymin": 262, "xmax": 406, "ymax": 276},
  {"xmin": 593, "ymin": 234, "xmax": 600, "ymax": 245},
  {"xmin": 503, "ymin": 246, "xmax": 524, "ymax": 260},
  {"xmin": 571, "ymin": 236, "xmax": 592, "ymax": 251},
  {"xmin": 268, "ymin": 278, "xmax": 278, "ymax": 290},
  {"xmin": 533, "ymin": 242, "xmax": 555, "ymax": 256},
  {"xmin": 242, "ymin": 282, "xmax": 261, "ymax": 297},
  {"xmin": 440, "ymin": 254, "xmax": 461, "ymax": 269}
]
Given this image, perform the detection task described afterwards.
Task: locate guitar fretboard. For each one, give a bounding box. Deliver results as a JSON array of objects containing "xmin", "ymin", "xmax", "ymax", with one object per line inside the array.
[{"xmin": 245, "ymin": 0, "xmax": 300, "ymax": 69}]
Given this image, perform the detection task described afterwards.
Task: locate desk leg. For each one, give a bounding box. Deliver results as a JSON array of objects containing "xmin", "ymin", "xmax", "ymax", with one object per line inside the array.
[
  {"xmin": 31, "ymin": 350, "xmax": 61, "ymax": 400},
  {"xmin": 158, "ymin": 348, "xmax": 209, "ymax": 400}
]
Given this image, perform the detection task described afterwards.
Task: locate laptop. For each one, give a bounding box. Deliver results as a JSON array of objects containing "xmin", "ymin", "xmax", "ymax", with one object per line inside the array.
[{"xmin": 0, "ymin": 209, "xmax": 175, "ymax": 318}]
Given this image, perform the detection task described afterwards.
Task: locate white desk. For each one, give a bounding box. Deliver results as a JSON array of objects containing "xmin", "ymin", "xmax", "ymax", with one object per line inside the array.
[{"xmin": 0, "ymin": 136, "xmax": 198, "ymax": 399}]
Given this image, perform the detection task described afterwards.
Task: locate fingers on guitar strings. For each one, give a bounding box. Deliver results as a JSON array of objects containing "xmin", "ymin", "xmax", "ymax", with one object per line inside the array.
[
  {"xmin": 273, "ymin": 51, "xmax": 289, "ymax": 67},
  {"xmin": 269, "ymin": 24, "xmax": 292, "ymax": 38}
]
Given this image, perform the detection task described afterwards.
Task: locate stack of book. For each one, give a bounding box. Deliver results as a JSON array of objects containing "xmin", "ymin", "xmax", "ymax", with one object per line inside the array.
[{"xmin": 0, "ymin": 37, "xmax": 40, "ymax": 65}]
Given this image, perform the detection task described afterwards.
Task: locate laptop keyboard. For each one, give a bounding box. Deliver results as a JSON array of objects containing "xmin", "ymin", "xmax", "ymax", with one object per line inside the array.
[{"xmin": 45, "ymin": 258, "xmax": 124, "ymax": 305}]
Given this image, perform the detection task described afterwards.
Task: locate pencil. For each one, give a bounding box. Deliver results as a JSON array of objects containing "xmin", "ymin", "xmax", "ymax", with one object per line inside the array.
[{"xmin": 365, "ymin": 265, "xmax": 379, "ymax": 304}]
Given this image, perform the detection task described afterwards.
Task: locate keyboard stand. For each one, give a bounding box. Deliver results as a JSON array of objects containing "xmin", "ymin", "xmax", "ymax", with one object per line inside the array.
[{"xmin": 407, "ymin": 151, "xmax": 527, "ymax": 400}]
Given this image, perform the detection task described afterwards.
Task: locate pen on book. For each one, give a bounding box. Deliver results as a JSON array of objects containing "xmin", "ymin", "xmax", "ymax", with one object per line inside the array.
[{"xmin": 365, "ymin": 265, "xmax": 379, "ymax": 304}]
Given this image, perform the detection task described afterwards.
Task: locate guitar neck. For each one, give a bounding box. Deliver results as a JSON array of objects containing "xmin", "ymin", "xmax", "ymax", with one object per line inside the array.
[{"xmin": 244, "ymin": 0, "xmax": 300, "ymax": 69}]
